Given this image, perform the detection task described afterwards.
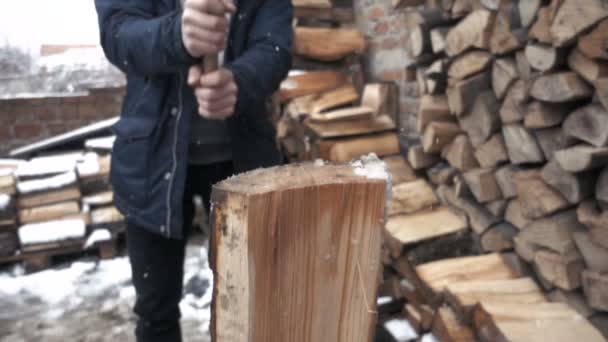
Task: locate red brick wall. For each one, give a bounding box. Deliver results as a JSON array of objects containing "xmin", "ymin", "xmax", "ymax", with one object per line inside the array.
[
  {"xmin": 0, "ymin": 87, "xmax": 124, "ymax": 156},
  {"xmin": 354, "ymin": 0, "xmax": 419, "ymax": 134}
]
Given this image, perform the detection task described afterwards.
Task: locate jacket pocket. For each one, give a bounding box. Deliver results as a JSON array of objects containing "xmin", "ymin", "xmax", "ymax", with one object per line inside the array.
[{"xmin": 110, "ymin": 117, "xmax": 158, "ymax": 208}]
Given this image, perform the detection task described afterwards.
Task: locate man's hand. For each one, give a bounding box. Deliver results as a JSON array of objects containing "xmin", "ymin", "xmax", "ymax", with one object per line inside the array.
[
  {"xmin": 188, "ymin": 65, "xmax": 238, "ymax": 120},
  {"xmin": 181, "ymin": 0, "xmax": 236, "ymax": 58}
]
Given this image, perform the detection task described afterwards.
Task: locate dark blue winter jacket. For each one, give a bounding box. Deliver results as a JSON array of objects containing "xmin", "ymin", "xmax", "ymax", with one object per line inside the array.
[{"xmin": 94, "ymin": 0, "xmax": 293, "ymax": 238}]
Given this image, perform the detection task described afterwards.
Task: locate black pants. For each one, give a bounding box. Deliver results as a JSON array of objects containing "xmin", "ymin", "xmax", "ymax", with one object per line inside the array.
[{"xmin": 126, "ymin": 161, "xmax": 233, "ymax": 342}]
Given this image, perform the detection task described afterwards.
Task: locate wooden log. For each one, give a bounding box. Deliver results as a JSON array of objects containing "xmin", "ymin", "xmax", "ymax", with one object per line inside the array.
[
  {"xmin": 405, "ymin": 304, "xmax": 434, "ymax": 334},
  {"xmin": 463, "ymin": 168, "xmax": 502, "ymax": 204},
  {"xmin": 530, "ymin": 72, "xmax": 593, "ymax": 103},
  {"xmin": 535, "ymin": 127, "xmax": 577, "ymax": 161},
  {"xmin": 459, "ymin": 91, "xmax": 501, "ymax": 147},
  {"xmin": 517, "ymin": 209, "xmax": 584, "ymax": 255},
  {"xmin": 422, "ymin": 122, "xmax": 463, "ymax": 153},
  {"xmin": 486, "ymin": 199, "xmax": 508, "ymax": 217},
  {"xmin": 90, "ymin": 206, "xmax": 124, "ymax": 226},
  {"xmin": 474, "ymin": 133, "xmax": 509, "ymax": 169},
  {"xmin": 515, "ymin": 169, "xmax": 569, "ymax": 219},
  {"xmin": 516, "ymin": 50, "xmax": 534, "ymax": 81},
  {"xmin": 408, "ymin": 145, "xmax": 440, "ymax": 170},
  {"xmin": 541, "ymin": 159, "xmax": 594, "ymax": 205},
  {"xmin": 382, "ymin": 156, "xmax": 417, "ymax": 185},
  {"xmin": 480, "ymin": 222, "xmax": 518, "ymax": 252},
  {"xmin": 550, "ymin": 0, "xmax": 608, "ymax": 47},
  {"xmin": 278, "ymin": 71, "xmax": 347, "ymax": 103},
  {"xmin": 503, "ymin": 124, "xmax": 545, "ymax": 164},
  {"xmin": 328, "ymin": 132, "xmax": 400, "ymax": 162},
  {"xmin": 81, "ymin": 191, "xmax": 113, "ymax": 208},
  {"xmin": 310, "ymin": 84, "xmax": 359, "ymax": 116},
  {"xmin": 505, "ymin": 200, "xmax": 532, "ymax": 229},
  {"xmin": 18, "ymin": 201, "xmax": 80, "ymax": 225},
  {"xmin": 385, "ymin": 207, "xmax": 468, "ymax": 248},
  {"xmin": 473, "ymin": 302, "xmax": 605, "ymax": 342},
  {"xmin": 305, "ymin": 115, "xmax": 396, "ymax": 139},
  {"xmin": 292, "ymin": 0, "xmax": 330, "ymax": 8},
  {"xmin": 500, "ymin": 80, "xmax": 531, "ymax": 124},
  {"xmin": 361, "ymin": 83, "xmax": 398, "ymax": 118},
  {"xmin": 17, "ymin": 186, "xmax": 81, "ymax": 209},
  {"xmin": 555, "ymin": 145, "xmax": 608, "ymax": 173},
  {"xmin": 597, "ymin": 166, "xmax": 608, "ymax": 206},
  {"xmin": 494, "ymin": 165, "xmax": 519, "ymax": 200},
  {"xmin": 577, "ymin": 200, "xmax": 608, "ymax": 249},
  {"xmin": 568, "ymin": 49, "xmax": 608, "ymax": 84},
  {"xmin": 453, "ymin": 173, "xmax": 473, "ymax": 199},
  {"xmin": 583, "ymin": 270, "xmax": 608, "ymax": 312},
  {"xmin": 431, "ymin": 27, "xmax": 450, "ymax": 53},
  {"xmin": 445, "ymin": 277, "xmax": 546, "ymax": 323},
  {"xmin": 524, "ymin": 101, "xmax": 572, "ymax": 129},
  {"xmin": 447, "ymin": 71, "xmax": 491, "ymax": 116},
  {"xmin": 519, "ymin": 0, "xmax": 542, "ymax": 28},
  {"xmin": 210, "ymin": 162, "xmax": 385, "ymax": 342},
  {"xmin": 597, "ymin": 77, "xmax": 608, "ymax": 111},
  {"xmin": 492, "ymin": 57, "xmax": 518, "ymax": 100},
  {"xmin": 564, "ymin": 104, "xmax": 608, "ymax": 147},
  {"xmin": 525, "ymin": 43, "xmax": 567, "ymax": 72},
  {"xmin": 534, "ymin": 248, "xmax": 585, "ymax": 290},
  {"xmin": 432, "ymin": 306, "xmax": 477, "ymax": 342},
  {"xmin": 578, "ymin": 19, "xmax": 608, "ymax": 61},
  {"xmin": 548, "ymin": 289, "xmax": 596, "ymax": 318},
  {"xmin": 573, "ymin": 231, "xmax": 608, "ymax": 272},
  {"xmin": 294, "ymin": 27, "xmax": 365, "ymax": 62},
  {"xmin": 309, "ymin": 106, "xmax": 372, "ymax": 123},
  {"xmin": 387, "ymin": 180, "xmax": 439, "ymax": 216},
  {"xmin": 446, "ymin": 9, "xmax": 495, "ymax": 56},
  {"xmin": 416, "ymin": 95, "xmax": 454, "ymax": 134},
  {"xmin": 441, "ymin": 135, "xmax": 479, "ymax": 172},
  {"xmin": 490, "ymin": 12, "xmax": 525, "ymax": 55},
  {"xmin": 529, "ymin": 5, "xmax": 553, "ymax": 44},
  {"xmin": 448, "ymin": 50, "xmax": 492, "ymax": 80},
  {"xmin": 437, "ymin": 185, "xmax": 500, "ymax": 234}
]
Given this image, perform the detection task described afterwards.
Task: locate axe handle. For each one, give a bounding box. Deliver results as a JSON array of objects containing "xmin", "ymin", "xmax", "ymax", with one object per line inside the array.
[{"xmin": 204, "ymin": 54, "xmax": 219, "ymax": 74}]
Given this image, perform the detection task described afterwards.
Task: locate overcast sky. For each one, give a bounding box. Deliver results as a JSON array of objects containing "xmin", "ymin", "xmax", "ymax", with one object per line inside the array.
[{"xmin": 0, "ymin": 0, "xmax": 100, "ymax": 52}]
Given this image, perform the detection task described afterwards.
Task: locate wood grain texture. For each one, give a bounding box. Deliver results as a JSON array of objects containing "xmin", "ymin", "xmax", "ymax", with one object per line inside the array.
[
  {"xmin": 294, "ymin": 27, "xmax": 365, "ymax": 62},
  {"xmin": 210, "ymin": 163, "xmax": 385, "ymax": 342},
  {"xmin": 385, "ymin": 206, "xmax": 467, "ymax": 246}
]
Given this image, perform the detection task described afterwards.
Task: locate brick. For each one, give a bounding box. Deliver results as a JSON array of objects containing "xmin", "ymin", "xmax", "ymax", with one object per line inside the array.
[
  {"xmin": 367, "ymin": 5, "xmax": 385, "ymax": 21},
  {"xmin": 380, "ymin": 37, "xmax": 399, "ymax": 49},
  {"xmin": 13, "ymin": 123, "xmax": 43, "ymax": 139},
  {"xmin": 374, "ymin": 21, "xmax": 389, "ymax": 35}
]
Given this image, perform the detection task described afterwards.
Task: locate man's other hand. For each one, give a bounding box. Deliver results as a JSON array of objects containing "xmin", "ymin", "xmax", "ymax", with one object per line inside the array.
[
  {"xmin": 189, "ymin": 65, "xmax": 238, "ymax": 120},
  {"xmin": 181, "ymin": 0, "xmax": 236, "ymax": 58}
]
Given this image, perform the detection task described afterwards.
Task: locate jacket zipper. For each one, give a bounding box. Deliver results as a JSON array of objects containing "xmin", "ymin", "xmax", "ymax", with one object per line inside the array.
[{"xmin": 165, "ymin": 71, "xmax": 184, "ymax": 238}]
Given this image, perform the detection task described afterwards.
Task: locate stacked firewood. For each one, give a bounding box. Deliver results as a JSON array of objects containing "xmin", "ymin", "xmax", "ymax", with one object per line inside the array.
[
  {"xmin": 0, "ymin": 141, "xmax": 124, "ymax": 261},
  {"xmin": 276, "ymin": 0, "xmax": 401, "ymax": 163},
  {"xmin": 378, "ymin": 0, "xmax": 608, "ymax": 340}
]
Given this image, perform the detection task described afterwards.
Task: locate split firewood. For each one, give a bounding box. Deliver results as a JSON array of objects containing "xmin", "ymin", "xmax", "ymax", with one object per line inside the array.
[
  {"xmin": 459, "ymin": 91, "xmax": 501, "ymax": 147},
  {"xmin": 361, "ymin": 83, "xmax": 397, "ymax": 117},
  {"xmin": 525, "ymin": 43, "xmax": 567, "ymax": 72},
  {"xmin": 437, "ymin": 185, "xmax": 500, "ymax": 234},
  {"xmin": 541, "ymin": 159, "xmax": 595, "ymax": 205},
  {"xmin": 505, "ymin": 200, "xmax": 533, "ymax": 230},
  {"xmin": 530, "ymin": 72, "xmax": 593, "ymax": 103},
  {"xmin": 432, "ymin": 306, "xmax": 477, "ymax": 342},
  {"xmin": 310, "ymin": 84, "xmax": 359, "ymax": 116},
  {"xmin": 294, "ymin": 27, "xmax": 365, "ymax": 62},
  {"xmin": 515, "ymin": 50, "xmax": 534, "ymax": 81},
  {"xmin": 17, "ymin": 186, "xmax": 81, "ymax": 209},
  {"xmin": 480, "ymin": 222, "xmax": 518, "ymax": 252},
  {"xmin": 474, "ymin": 133, "xmax": 509, "ymax": 168},
  {"xmin": 577, "ymin": 200, "xmax": 608, "ymax": 250},
  {"xmin": 555, "ymin": 145, "xmax": 608, "ymax": 173},
  {"xmin": 450, "ymin": 0, "xmax": 485, "ymax": 18},
  {"xmin": 416, "ymin": 95, "xmax": 454, "ymax": 134},
  {"xmin": 578, "ymin": 19, "xmax": 608, "ymax": 61},
  {"xmin": 534, "ymin": 248, "xmax": 585, "ymax": 291},
  {"xmin": 385, "ymin": 207, "xmax": 467, "ymax": 247},
  {"xmin": 427, "ymin": 162, "xmax": 458, "ymax": 186},
  {"xmin": 382, "ymin": 156, "xmax": 417, "ymax": 185},
  {"xmin": 328, "ymin": 132, "xmax": 400, "ymax": 162},
  {"xmin": 430, "ymin": 27, "xmax": 450, "ymax": 53},
  {"xmin": 408, "ymin": 145, "xmax": 440, "ymax": 170},
  {"xmin": 492, "ymin": 57, "xmax": 518, "ymax": 99},
  {"xmin": 494, "ymin": 165, "xmax": 519, "ymax": 199},
  {"xmin": 422, "ymin": 122, "xmax": 463, "ymax": 153},
  {"xmin": 405, "ymin": 304, "xmax": 434, "ymax": 333},
  {"xmin": 597, "ymin": 166, "xmax": 608, "ymax": 206},
  {"xmin": 278, "ymin": 71, "xmax": 347, "ymax": 103},
  {"xmin": 573, "ymin": 231, "xmax": 608, "ymax": 273},
  {"xmin": 306, "ymin": 115, "xmax": 396, "ymax": 139},
  {"xmin": 441, "ymin": 135, "xmax": 479, "ymax": 172},
  {"xmin": 563, "ymin": 104, "xmax": 608, "ymax": 148},
  {"xmin": 500, "ymin": 80, "xmax": 532, "ymax": 124},
  {"xmin": 596, "ymin": 78, "xmax": 608, "ymax": 111},
  {"xmin": 503, "ymin": 124, "xmax": 545, "ymax": 165},
  {"xmin": 490, "ymin": 12, "xmax": 526, "ymax": 55},
  {"xmin": 583, "ymin": 270, "xmax": 608, "ymax": 312},
  {"xmin": 550, "ymin": 0, "xmax": 608, "ymax": 47},
  {"xmin": 210, "ymin": 162, "xmax": 386, "ymax": 342},
  {"xmin": 292, "ymin": 0, "xmax": 330, "ymax": 8},
  {"xmin": 309, "ymin": 106, "xmax": 373, "ymax": 123},
  {"xmin": 448, "ymin": 50, "xmax": 492, "ymax": 80},
  {"xmin": 568, "ymin": 49, "xmax": 608, "ymax": 84},
  {"xmin": 447, "ymin": 71, "xmax": 491, "ymax": 116},
  {"xmin": 410, "ymin": 8, "xmax": 451, "ymax": 57},
  {"xmin": 519, "ymin": 0, "xmax": 542, "ymax": 28},
  {"xmin": 387, "ymin": 179, "xmax": 439, "ymax": 216},
  {"xmin": 524, "ymin": 101, "xmax": 573, "ymax": 129},
  {"xmin": 515, "ymin": 169, "xmax": 569, "ymax": 219},
  {"xmin": 534, "ymin": 127, "xmax": 577, "ymax": 161},
  {"xmin": 548, "ymin": 289, "xmax": 596, "ymax": 318},
  {"xmin": 463, "ymin": 168, "xmax": 503, "ymax": 204},
  {"xmin": 529, "ymin": 5, "xmax": 553, "ymax": 44},
  {"xmin": 393, "ymin": 0, "xmax": 425, "ymax": 8},
  {"xmin": 486, "ymin": 199, "xmax": 508, "ymax": 217},
  {"xmin": 18, "ymin": 201, "xmax": 80, "ymax": 225},
  {"xmin": 446, "ymin": 9, "xmax": 495, "ymax": 56},
  {"xmin": 516, "ymin": 209, "xmax": 583, "ymax": 256}
]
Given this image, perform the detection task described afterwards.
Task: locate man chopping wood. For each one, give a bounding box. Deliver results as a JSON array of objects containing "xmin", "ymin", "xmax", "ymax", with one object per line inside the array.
[{"xmin": 94, "ymin": 0, "xmax": 292, "ymax": 340}]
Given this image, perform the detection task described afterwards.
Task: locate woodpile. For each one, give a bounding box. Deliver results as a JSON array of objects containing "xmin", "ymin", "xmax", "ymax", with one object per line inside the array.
[
  {"xmin": 0, "ymin": 140, "xmax": 124, "ymax": 264},
  {"xmin": 377, "ymin": 0, "xmax": 608, "ymax": 340},
  {"xmin": 276, "ymin": 1, "xmax": 401, "ymax": 163}
]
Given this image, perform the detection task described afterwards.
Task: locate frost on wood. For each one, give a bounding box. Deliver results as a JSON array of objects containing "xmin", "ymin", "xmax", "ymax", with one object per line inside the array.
[
  {"xmin": 84, "ymin": 229, "xmax": 112, "ymax": 249},
  {"xmin": 18, "ymin": 218, "xmax": 86, "ymax": 245},
  {"xmin": 17, "ymin": 171, "xmax": 77, "ymax": 195},
  {"xmin": 76, "ymin": 153, "xmax": 101, "ymax": 177},
  {"xmin": 15, "ymin": 153, "xmax": 82, "ymax": 178}
]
